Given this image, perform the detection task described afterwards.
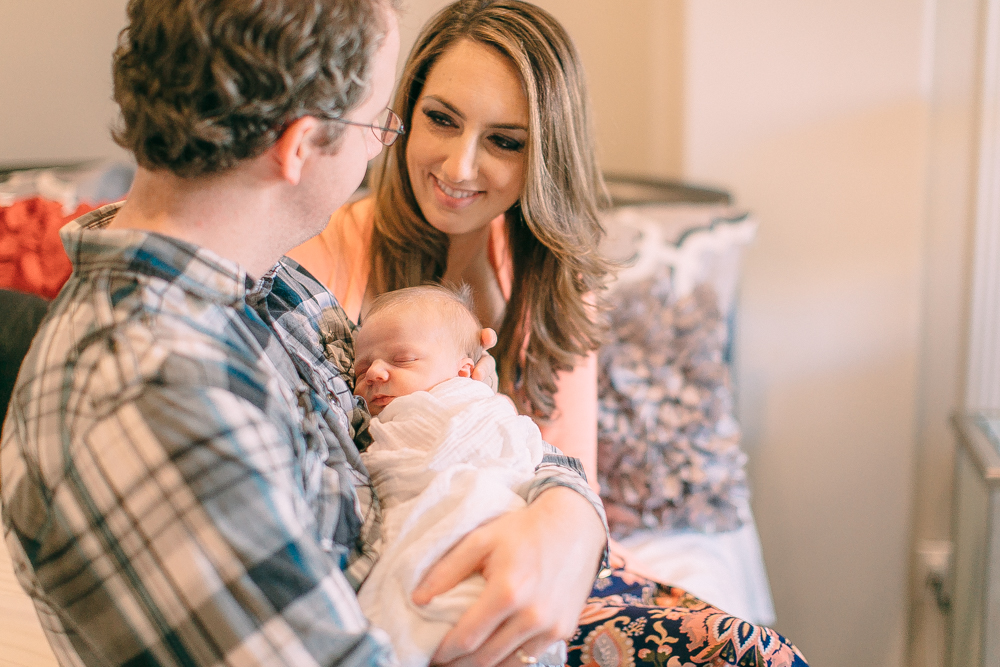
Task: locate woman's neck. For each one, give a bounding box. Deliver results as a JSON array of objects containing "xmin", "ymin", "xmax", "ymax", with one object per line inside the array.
[
  {"xmin": 442, "ymin": 225, "xmax": 506, "ymax": 329},
  {"xmin": 443, "ymin": 225, "xmax": 491, "ymax": 282}
]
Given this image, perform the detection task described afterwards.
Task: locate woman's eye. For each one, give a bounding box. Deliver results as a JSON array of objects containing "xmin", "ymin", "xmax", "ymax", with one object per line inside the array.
[
  {"xmin": 424, "ymin": 109, "xmax": 456, "ymax": 128},
  {"xmin": 490, "ymin": 134, "xmax": 524, "ymax": 152}
]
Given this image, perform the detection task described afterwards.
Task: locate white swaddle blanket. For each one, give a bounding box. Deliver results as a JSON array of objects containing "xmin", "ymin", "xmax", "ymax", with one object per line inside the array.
[{"xmin": 358, "ymin": 377, "xmax": 552, "ymax": 667}]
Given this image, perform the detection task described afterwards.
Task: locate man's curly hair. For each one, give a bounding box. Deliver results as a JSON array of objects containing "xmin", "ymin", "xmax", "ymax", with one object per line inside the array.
[{"xmin": 112, "ymin": 0, "xmax": 397, "ymax": 177}]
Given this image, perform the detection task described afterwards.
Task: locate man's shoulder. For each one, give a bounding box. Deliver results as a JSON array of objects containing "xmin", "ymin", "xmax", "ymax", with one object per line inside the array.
[{"xmin": 16, "ymin": 276, "xmax": 274, "ymax": 415}]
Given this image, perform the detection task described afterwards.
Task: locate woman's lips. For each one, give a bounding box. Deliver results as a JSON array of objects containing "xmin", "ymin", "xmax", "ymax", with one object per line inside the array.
[{"xmin": 431, "ymin": 174, "xmax": 481, "ymax": 209}]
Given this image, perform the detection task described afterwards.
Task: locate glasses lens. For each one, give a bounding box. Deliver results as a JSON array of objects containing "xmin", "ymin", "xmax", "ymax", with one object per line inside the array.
[
  {"xmin": 374, "ymin": 109, "xmax": 403, "ymax": 146},
  {"xmin": 386, "ymin": 109, "xmax": 403, "ymax": 132}
]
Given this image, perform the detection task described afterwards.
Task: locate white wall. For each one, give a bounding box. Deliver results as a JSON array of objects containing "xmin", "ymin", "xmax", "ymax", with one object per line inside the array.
[
  {"xmin": 685, "ymin": 2, "xmax": 930, "ymax": 665},
  {"xmin": 0, "ymin": 0, "xmax": 128, "ymax": 164}
]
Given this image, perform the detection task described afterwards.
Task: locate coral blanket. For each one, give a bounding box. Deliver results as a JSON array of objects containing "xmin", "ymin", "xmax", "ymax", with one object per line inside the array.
[{"xmin": 0, "ymin": 197, "xmax": 100, "ymax": 299}]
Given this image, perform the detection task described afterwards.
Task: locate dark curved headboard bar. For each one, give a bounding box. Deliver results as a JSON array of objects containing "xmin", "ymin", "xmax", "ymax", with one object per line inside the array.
[{"xmin": 603, "ymin": 172, "xmax": 732, "ymax": 207}]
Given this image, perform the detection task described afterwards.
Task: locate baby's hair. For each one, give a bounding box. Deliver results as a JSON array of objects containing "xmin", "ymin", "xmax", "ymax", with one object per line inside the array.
[{"xmin": 363, "ymin": 284, "xmax": 484, "ymax": 362}]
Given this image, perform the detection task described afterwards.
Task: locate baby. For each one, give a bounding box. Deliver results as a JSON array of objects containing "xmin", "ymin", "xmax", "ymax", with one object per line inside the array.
[{"xmin": 353, "ymin": 285, "xmax": 564, "ymax": 667}]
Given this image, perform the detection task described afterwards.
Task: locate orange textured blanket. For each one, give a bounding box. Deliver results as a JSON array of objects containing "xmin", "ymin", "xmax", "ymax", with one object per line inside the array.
[{"xmin": 0, "ymin": 197, "xmax": 100, "ymax": 299}]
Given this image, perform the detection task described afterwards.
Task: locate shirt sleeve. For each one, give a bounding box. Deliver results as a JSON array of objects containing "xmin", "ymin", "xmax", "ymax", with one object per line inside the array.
[
  {"xmin": 526, "ymin": 439, "xmax": 611, "ymax": 574},
  {"xmin": 5, "ymin": 379, "xmax": 396, "ymax": 667}
]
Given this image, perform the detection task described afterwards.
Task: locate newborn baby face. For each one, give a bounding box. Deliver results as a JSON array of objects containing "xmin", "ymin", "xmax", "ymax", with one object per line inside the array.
[{"xmin": 353, "ymin": 304, "xmax": 473, "ymax": 416}]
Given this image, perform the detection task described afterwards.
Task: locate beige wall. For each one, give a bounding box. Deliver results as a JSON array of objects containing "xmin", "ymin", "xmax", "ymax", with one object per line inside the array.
[
  {"xmin": 685, "ymin": 1, "xmax": 933, "ymax": 665},
  {"xmin": 2, "ymin": 1, "xmax": 973, "ymax": 666},
  {"xmin": 0, "ymin": 0, "xmax": 128, "ymax": 164},
  {"xmin": 0, "ymin": 0, "xmax": 683, "ymax": 176}
]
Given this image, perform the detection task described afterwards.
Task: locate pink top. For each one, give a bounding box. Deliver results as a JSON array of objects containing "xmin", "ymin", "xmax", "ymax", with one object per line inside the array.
[{"xmin": 287, "ymin": 198, "xmax": 599, "ymax": 491}]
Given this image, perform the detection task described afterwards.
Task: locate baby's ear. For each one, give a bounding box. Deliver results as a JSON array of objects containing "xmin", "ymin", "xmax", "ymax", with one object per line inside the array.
[{"xmin": 457, "ymin": 358, "xmax": 475, "ymax": 378}]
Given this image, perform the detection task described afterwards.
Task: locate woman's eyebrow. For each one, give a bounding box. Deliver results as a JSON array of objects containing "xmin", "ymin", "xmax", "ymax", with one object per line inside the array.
[
  {"xmin": 423, "ymin": 95, "xmax": 527, "ymax": 132},
  {"xmin": 491, "ymin": 122, "xmax": 528, "ymax": 132},
  {"xmin": 424, "ymin": 95, "xmax": 465, "ymax": 120}
]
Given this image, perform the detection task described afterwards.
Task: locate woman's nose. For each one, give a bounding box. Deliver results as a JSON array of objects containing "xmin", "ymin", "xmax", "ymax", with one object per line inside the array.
[{"xmin": 441, "ymin": 134, "xmax": 478, "ymax": 182}]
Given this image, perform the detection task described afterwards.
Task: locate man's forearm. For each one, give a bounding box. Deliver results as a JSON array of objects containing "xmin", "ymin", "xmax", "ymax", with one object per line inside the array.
[
  {"xmin": 528, "ymin": 444, "xmax": 610, "ymax": 572},
  {"xmin": 525, "ymin": 485, "xmax": 606, "ymax": 578}
]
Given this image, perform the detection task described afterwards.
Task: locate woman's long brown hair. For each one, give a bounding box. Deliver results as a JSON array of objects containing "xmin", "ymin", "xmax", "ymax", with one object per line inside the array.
[{"xmin": 369, "ymin": 0, "xmax": 613, "ymax": 421}]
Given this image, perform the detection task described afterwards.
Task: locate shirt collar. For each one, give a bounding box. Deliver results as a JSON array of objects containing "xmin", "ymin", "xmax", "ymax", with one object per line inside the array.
[{"xmin": 62, "ymin": 201, "xmax": 280, "ymax": 305}]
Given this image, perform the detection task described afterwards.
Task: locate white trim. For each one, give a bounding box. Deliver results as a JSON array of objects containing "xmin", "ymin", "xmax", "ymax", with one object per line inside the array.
[{"xmin": 966, "ymin": 0, "xmax": 1000, "ymax": 410}]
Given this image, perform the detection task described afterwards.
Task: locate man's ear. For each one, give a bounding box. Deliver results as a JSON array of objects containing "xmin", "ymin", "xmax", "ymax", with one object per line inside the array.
[
  {"xmin": 271, "ymin": 116, "xmax": 323, "ymax": 186},
  {"xmin": 457, "ymin": 359, "xmax": 475, "ymax": 378}
]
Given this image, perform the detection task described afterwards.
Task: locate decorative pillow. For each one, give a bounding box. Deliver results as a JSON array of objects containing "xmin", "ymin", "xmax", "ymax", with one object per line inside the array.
[
  {"xmin": 0, "ymin": 161, "xmax": 134, "ymax": 299},
  {"xmin": 597, "ymin": 204, "xmax": 757, "ymax": 537},
  {"xmin": 0, "ymin": 197, "xmax": 98, "ymax": 299}
]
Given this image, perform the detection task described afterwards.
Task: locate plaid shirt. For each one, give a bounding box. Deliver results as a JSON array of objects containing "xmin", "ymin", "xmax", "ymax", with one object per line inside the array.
[{"xmin": 2, "ymin": 203, "xmax": 607, "ymax": 667}]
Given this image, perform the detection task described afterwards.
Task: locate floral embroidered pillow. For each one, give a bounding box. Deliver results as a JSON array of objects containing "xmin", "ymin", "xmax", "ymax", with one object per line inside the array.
[{"xmin": 596, "ymin": 205, "xmax": 756, "ymax": 537}]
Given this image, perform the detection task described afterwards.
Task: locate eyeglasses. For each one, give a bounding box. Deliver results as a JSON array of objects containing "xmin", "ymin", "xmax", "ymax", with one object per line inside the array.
[{"xmin": 328, "ymin": 108, "xmax": 405, "ymax": 146}]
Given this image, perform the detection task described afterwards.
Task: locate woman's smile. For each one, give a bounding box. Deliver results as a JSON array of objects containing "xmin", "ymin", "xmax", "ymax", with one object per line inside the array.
[{"xmin": 432, "ymin": 174, "xmax": 482, "ymax": 207}]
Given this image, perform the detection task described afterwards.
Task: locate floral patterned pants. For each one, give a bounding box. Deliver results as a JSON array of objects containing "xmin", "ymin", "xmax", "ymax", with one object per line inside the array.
[{"xmin": 568, "ymin": 570, "xmax": 809, "ymax": 667}]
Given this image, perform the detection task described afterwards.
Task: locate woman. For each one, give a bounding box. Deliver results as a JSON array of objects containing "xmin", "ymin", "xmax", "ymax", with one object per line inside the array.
[{"xmin": 290, "ymin": 1, "xmax": 808, "ymax": 664}]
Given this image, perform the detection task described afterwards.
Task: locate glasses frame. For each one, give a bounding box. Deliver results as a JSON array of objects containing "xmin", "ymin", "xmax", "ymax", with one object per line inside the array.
[{"xmin": 327, "ymin": 108, "xmax": 405, "ymax": 147}]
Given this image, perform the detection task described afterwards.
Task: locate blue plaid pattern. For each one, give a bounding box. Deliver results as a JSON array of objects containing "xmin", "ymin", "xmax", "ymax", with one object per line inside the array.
[{"xmin": 2, "ymin": 203, "xmax": 606, "ymax": 667}]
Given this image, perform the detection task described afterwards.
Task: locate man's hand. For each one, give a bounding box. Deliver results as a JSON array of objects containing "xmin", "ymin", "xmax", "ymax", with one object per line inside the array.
[{"xmin": 412, "ymin": 486, "xmax": 605, "ymax": 667}]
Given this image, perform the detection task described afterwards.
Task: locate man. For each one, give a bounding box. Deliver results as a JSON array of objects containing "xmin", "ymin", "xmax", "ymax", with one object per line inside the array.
[{"xmin": 0, "ymin": 0, "xmax": 607, "ymax": 665}]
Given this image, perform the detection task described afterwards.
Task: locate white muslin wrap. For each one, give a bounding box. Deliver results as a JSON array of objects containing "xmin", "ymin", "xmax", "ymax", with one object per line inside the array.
[{"xmin": 358, "ymin": 377, "xmax": 550, "ymax": 667}]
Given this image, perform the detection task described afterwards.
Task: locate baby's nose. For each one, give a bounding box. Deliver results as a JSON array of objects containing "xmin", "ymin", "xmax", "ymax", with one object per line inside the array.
[{"xmin": 365, "ymin": 360, "xmax": 390, "ymax": 382}]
